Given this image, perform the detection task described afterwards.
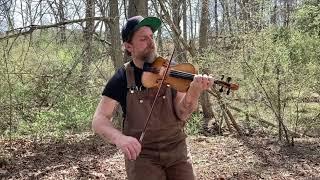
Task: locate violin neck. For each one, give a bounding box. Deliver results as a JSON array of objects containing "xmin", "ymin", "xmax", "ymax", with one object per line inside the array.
[
  {"xmin": 169, "ymin": 70, "xmax": 194, "ymax": 81},
  {"xmin": 168, "ymin": 69, "xmax": 239, "ymax": 91}
]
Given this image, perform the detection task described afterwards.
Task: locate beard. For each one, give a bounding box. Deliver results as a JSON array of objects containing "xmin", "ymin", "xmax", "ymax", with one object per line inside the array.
[{"xmin": 136, "ymin": 45, "xmax": 158, "ymax": 64}]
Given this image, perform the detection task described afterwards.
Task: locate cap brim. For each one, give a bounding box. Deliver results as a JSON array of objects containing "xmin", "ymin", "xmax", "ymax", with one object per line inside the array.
[{"xmin": 136, "ymin": 17, "xmax": 161, "ymax": 32}]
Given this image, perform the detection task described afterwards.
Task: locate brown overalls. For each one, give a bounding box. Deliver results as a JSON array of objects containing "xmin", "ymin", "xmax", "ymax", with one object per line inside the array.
[{"xmin": 123, "ymin": 63, "xmax": 196, "ymax": 180}]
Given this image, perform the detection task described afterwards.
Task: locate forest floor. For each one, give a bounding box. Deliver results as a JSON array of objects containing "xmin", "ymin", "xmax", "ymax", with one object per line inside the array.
[{"xmin": 1, "ymin": 133, "xmax": 319, "ymax": 180}]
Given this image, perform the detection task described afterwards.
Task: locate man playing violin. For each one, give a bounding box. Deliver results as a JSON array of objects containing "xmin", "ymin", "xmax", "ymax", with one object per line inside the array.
[{"xmin": 92, "ymin": 16, "xmax": 214, "ymax": 180}]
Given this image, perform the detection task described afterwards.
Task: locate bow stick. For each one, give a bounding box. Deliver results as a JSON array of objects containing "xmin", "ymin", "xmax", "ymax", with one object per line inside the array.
[{"xmin": 139, "ymin": 48, "xmax": 176, "ymax": 143}]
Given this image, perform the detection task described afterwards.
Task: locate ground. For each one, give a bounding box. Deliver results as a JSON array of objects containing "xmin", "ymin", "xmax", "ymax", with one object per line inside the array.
[{"xmin": 1, "ymin": 133, "xmax": 319, "ymax": 180}]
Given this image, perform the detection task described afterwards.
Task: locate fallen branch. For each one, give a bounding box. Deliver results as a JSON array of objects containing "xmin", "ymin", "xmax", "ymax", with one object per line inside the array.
[
  {"xmin": 208, "ymin": 89, "xmax": 242, "ymax": 136},
  {"xmin": 227, "ymin": 104, "xmax": 305, "ymax": 138}
]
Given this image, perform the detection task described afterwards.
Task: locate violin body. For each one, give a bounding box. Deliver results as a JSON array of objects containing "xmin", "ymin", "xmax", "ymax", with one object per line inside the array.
[
  {"xmin": 142, "ymin": 57, "xmax": 197, "ymax": 92},
  {"xmin": 142, "ymin": 56, "xmax": 239, "ymax": 93}
]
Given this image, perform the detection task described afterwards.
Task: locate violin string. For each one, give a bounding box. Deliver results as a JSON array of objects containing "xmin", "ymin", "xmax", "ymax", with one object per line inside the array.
[
  {"xmin": 170, "ymin": 72, "xmax": 193, "ymax": 79},
  {"xmin": 170, "ymin": 70, "xmax": 193, "ymax": 77},
  {"xmin": 169, "ymin": 70, "xmax": 194, "ymax": 79}
]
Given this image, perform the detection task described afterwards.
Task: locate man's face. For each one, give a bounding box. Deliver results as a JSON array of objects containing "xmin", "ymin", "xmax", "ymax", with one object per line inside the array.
[{"xmin": 125, "ymin": 26, "xmax": 157, "ymax": 63}]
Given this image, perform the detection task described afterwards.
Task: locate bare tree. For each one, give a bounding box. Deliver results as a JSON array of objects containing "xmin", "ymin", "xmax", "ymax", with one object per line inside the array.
[
  {"xmin": 57, "ymin": 0, "xmax": 66, "ymax": 43},
  {"xmin": 182, "ymin": 0, "xmax": 187, "ymax": 41},
  {"xmin": 284, "ymin": 0, "xmax": 291, "ymax": 27},
  {"xmin": 214, "ymin": 0, "xmax": 218, "ymax": 38},
  {"xmin": 188, "ymin": 0, "xmax": 194, "ymax": 39},
  {"xmin": 109, "ymin": 0, "xmax": 123, "ymax": 69},
  {"xmin": 128, "ymin": 0, "xmax": 148, "ymax": 17},
  {"xmin": 172, "ymin": 0, "xmax": 186, "ymax": 62},
  {"xmin": 199, "ymin": 0, "xmax": 214, "ymax": 119},
  {"xmin": 271, "ymin": 0, "xmax": 278, "ymax": 25},
  {"xmin": 80, "ymin": 0, "xmax": 95, "ymax": 93}
]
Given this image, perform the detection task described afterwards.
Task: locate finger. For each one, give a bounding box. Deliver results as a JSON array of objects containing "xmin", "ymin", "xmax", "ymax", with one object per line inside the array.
[
  {"xmin": 127, "ymin": 144, "xmax": 138, "ymax": 160},
  {"xmin": 209, "ymin": 76, "xmax": 215, "ymax": 87},
  {"xmin": 202, "ymin": 74, "xmax": 209, "ymax": 89},
  {"xmin": 133, "ymin": 139, "xmax": 142, "ymax": 155},
  {"xmin": 123, "ymin": 147, "xmax": 132, "ymax": 160},
  {"xmin": 129, "ymin": 143, "xmax": 138, "ymax": 160},
  {"xmin": 128, "ymin": 138, "xmax": 140, "ymax": 157}
]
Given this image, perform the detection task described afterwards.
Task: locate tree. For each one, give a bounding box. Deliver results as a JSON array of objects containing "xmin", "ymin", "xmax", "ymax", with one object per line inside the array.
[
  {"xmin": 109, "ymin": 0, "xmax": 123, "ymax": 69},
  {"xmin": 128, "ymin": 0, "xmax": 148, "ymax": 17},
  {"xmin": 199, "ymin": 0, "xmax": 215, "ymax": 121},
  {"xmin": 80, "ymin": 0, "xmax": 95, "ymax": 93}
]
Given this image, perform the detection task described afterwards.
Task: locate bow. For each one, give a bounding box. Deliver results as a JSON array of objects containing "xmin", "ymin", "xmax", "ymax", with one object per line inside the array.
[{"xmin": 139, "ymin": 48, "xmax": 176, "ymax": 143}]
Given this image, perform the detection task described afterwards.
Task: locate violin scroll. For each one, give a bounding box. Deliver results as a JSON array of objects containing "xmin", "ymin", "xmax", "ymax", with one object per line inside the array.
[{"xmin": 216, "ymin": 75, "xmax": 239, "ymax": 95}]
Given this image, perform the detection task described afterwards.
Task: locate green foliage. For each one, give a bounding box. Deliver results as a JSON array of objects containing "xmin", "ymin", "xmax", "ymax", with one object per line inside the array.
[
  {"xmin": 14, "ymin": 95, "xmax": 98, "ymax": 138},
  {"xmin": 0, "ymin": 30, "xmax": 111, "ymax": 138},
  {"xmin": 295, "ymin": 0, "xmax": 320, "ymax": 35},
  {"xmin": 185, "ymin": 113, "xmax": 203, "ymax": 135}
]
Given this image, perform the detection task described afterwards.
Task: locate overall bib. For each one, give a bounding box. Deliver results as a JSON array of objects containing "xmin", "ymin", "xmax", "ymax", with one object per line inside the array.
[{"xmin": 123, "ymin": 63, "xmax": 196, "ymax": 180}]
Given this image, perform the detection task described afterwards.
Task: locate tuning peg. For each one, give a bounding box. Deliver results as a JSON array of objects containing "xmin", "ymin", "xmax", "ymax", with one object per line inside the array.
[
  {"xmin": 219, "ymin": 87, "xmax": 224, "ymax": 92},
  {"xmin": 227, "ymin": 77, "xmax": 231, "ymax": 83},
  {"xmin": 227, "ymin": 88, "xmax": 231, "ymax": 95}
]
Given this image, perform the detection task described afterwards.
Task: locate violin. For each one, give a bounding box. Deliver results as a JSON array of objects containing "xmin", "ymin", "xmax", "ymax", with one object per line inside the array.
[{"xmin": 141, "ymin": 56, "xmax": 239, "ymax": 93}]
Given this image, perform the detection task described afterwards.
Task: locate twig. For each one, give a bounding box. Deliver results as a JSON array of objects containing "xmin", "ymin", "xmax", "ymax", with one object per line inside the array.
[{"xmin": 0, "ymin": 17, "xmax": 114, "ymax": 41}]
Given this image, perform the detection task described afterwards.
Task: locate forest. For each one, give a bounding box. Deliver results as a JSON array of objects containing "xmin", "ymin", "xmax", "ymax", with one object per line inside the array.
[{"xmin": 0, "ymin": 0, "xmax": 319, "ymax": 179}]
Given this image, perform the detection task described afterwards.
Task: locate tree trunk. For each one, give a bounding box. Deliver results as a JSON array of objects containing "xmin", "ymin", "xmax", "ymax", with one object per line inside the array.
[
  {"xmin": 214, "ymin": 0, "xmax": 219, "ymax": 38},
  {"xmin": 109, "ymin": 0, "xmax": 123, "ymax": 69},
  {"xmin": 199, "ymin": 0, "xmax": 214, "ymax": 119},
  {"xmin": 224, "ymin": 0, "xmax": 233, "ymax": 35},
  {"xmin": 238, "ymin": 0, "xmax": 249, "ymax": 31},
  {"xmin": 172, "ymin": 0, "xmax": 186, "ymax": 62},
  {"xmin": 128, "ymin": 0, "xmax": 148, "ymax": 17},
  {"xmin": 183, "ymin": 0, "xmax": 187, "ymax": 41},
  {"xmin": 58, "ymin": 0, "xmax": 66, "ymax": 43},
  {"xmin": 188, "ymin": 0, "xmax": 194, "ymax": 39},
  {"xmin": 153, "ymin": 0, "xmax": 163, "ymax": 53},
  {"xmin": 284, "ymin": 0, "xmax": 291, "ymax": 27},
  {"xmin": 3, "ymin": 0, "xmax": 14, "ymax": 30},
  {"xmin": 80, "ymin": 0, "xmax": 95, "ymax": 94},
  {"xmin": 271, "ymin": 0, "xmax": 277, "ymax": 25}
]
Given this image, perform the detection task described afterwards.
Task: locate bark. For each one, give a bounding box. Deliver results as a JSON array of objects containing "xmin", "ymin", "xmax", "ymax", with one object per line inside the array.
[
  {"xmin": 183, "ymin": 0, "xmax": 187, "ymax": 41},
  {"xmin": 80, "ymin": 0, "xmax": 95, "ymax": 94},
  {"xmin": 109, "ymin": 0, "xmax": 123, "ymax": 69},
  {"xmin": 271, "ymin": 0, "xmax": 277, "ymax": 25},
  {"xmin": 2, "ymin": 0, "xmax": 14, "ymax": 30},
  {"xmin": 214, "ymin": 0, "xmax": 219, "ymax": 38},
  {"xmin": 224, "ymin": 0, "xmax": 233, "ymax": 35},
  {"xmin": 188, "ymin": 0, "xmax": 194, "ymax": 39},
  {"xmin": 284, "ymin": 0, "xmax": 291, "ymax": 27},
  {"xmin": 172, "ymin": 0, "xmax": 186, "ymax": 62},
  {"xmin": 128, "ymin": 0, "xmax": 148, "ymax": 17},
  {"xmin": 199, "ymin": 0, "xmax": 215, "ymax": 120},
  {"xmin": 58, "ymin": 0, "xmax": 66, "ymax": 43}
]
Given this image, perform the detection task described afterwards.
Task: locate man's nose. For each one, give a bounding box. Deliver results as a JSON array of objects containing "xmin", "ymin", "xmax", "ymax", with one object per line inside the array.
[{"xmin": 147, "ymin": 37, "xmax": 155, "ymax": 46}]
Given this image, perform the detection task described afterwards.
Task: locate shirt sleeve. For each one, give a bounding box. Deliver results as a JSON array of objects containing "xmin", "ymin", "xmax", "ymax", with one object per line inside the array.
[{"xmin": 102, "ymin": 67, "xmax": 127, "ymax": 104}]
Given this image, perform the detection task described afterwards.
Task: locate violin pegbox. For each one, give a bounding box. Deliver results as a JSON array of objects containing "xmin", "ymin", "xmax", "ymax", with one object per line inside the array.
[{"xmin": 216, "ymin": 75, "xmax": 238, "ymax": 95}]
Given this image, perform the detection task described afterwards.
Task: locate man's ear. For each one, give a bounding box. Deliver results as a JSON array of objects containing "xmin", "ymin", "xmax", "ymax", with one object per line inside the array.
[{"xmin": 124, "ymin": 42, "xmax": 133, "ymax": 54}]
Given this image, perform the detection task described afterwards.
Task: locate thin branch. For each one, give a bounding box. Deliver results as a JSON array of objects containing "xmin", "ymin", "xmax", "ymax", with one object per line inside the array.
[
  {"xmin": 0, "ymin": 16, "xmax": 114, "ymax": 41},
  {"xmin": 154, "ymin": 0, "xmax": 195, "ymax": 57}
]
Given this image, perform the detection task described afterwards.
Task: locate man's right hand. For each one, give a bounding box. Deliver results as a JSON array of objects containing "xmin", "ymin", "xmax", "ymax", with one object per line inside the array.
[{"xmin": 114, "ymin": 134, "xmax": 141, "ymax": 160}]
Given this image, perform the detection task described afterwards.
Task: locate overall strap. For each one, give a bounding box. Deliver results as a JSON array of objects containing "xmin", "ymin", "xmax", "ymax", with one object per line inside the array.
[{"xmin": 124, "ymin": 62, "xmax": 136, "ymax": 92}]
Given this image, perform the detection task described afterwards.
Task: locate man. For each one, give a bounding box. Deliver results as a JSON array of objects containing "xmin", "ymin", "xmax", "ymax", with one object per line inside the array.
[{"xmin": 92, "ymin": 16, "xmax": 214, "ymax": 180}]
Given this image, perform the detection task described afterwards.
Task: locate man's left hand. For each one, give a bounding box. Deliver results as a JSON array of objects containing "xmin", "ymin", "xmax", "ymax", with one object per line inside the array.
[{"xmin": 189, "ymin": 74, "xmax": 215, "ymax": 96}]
